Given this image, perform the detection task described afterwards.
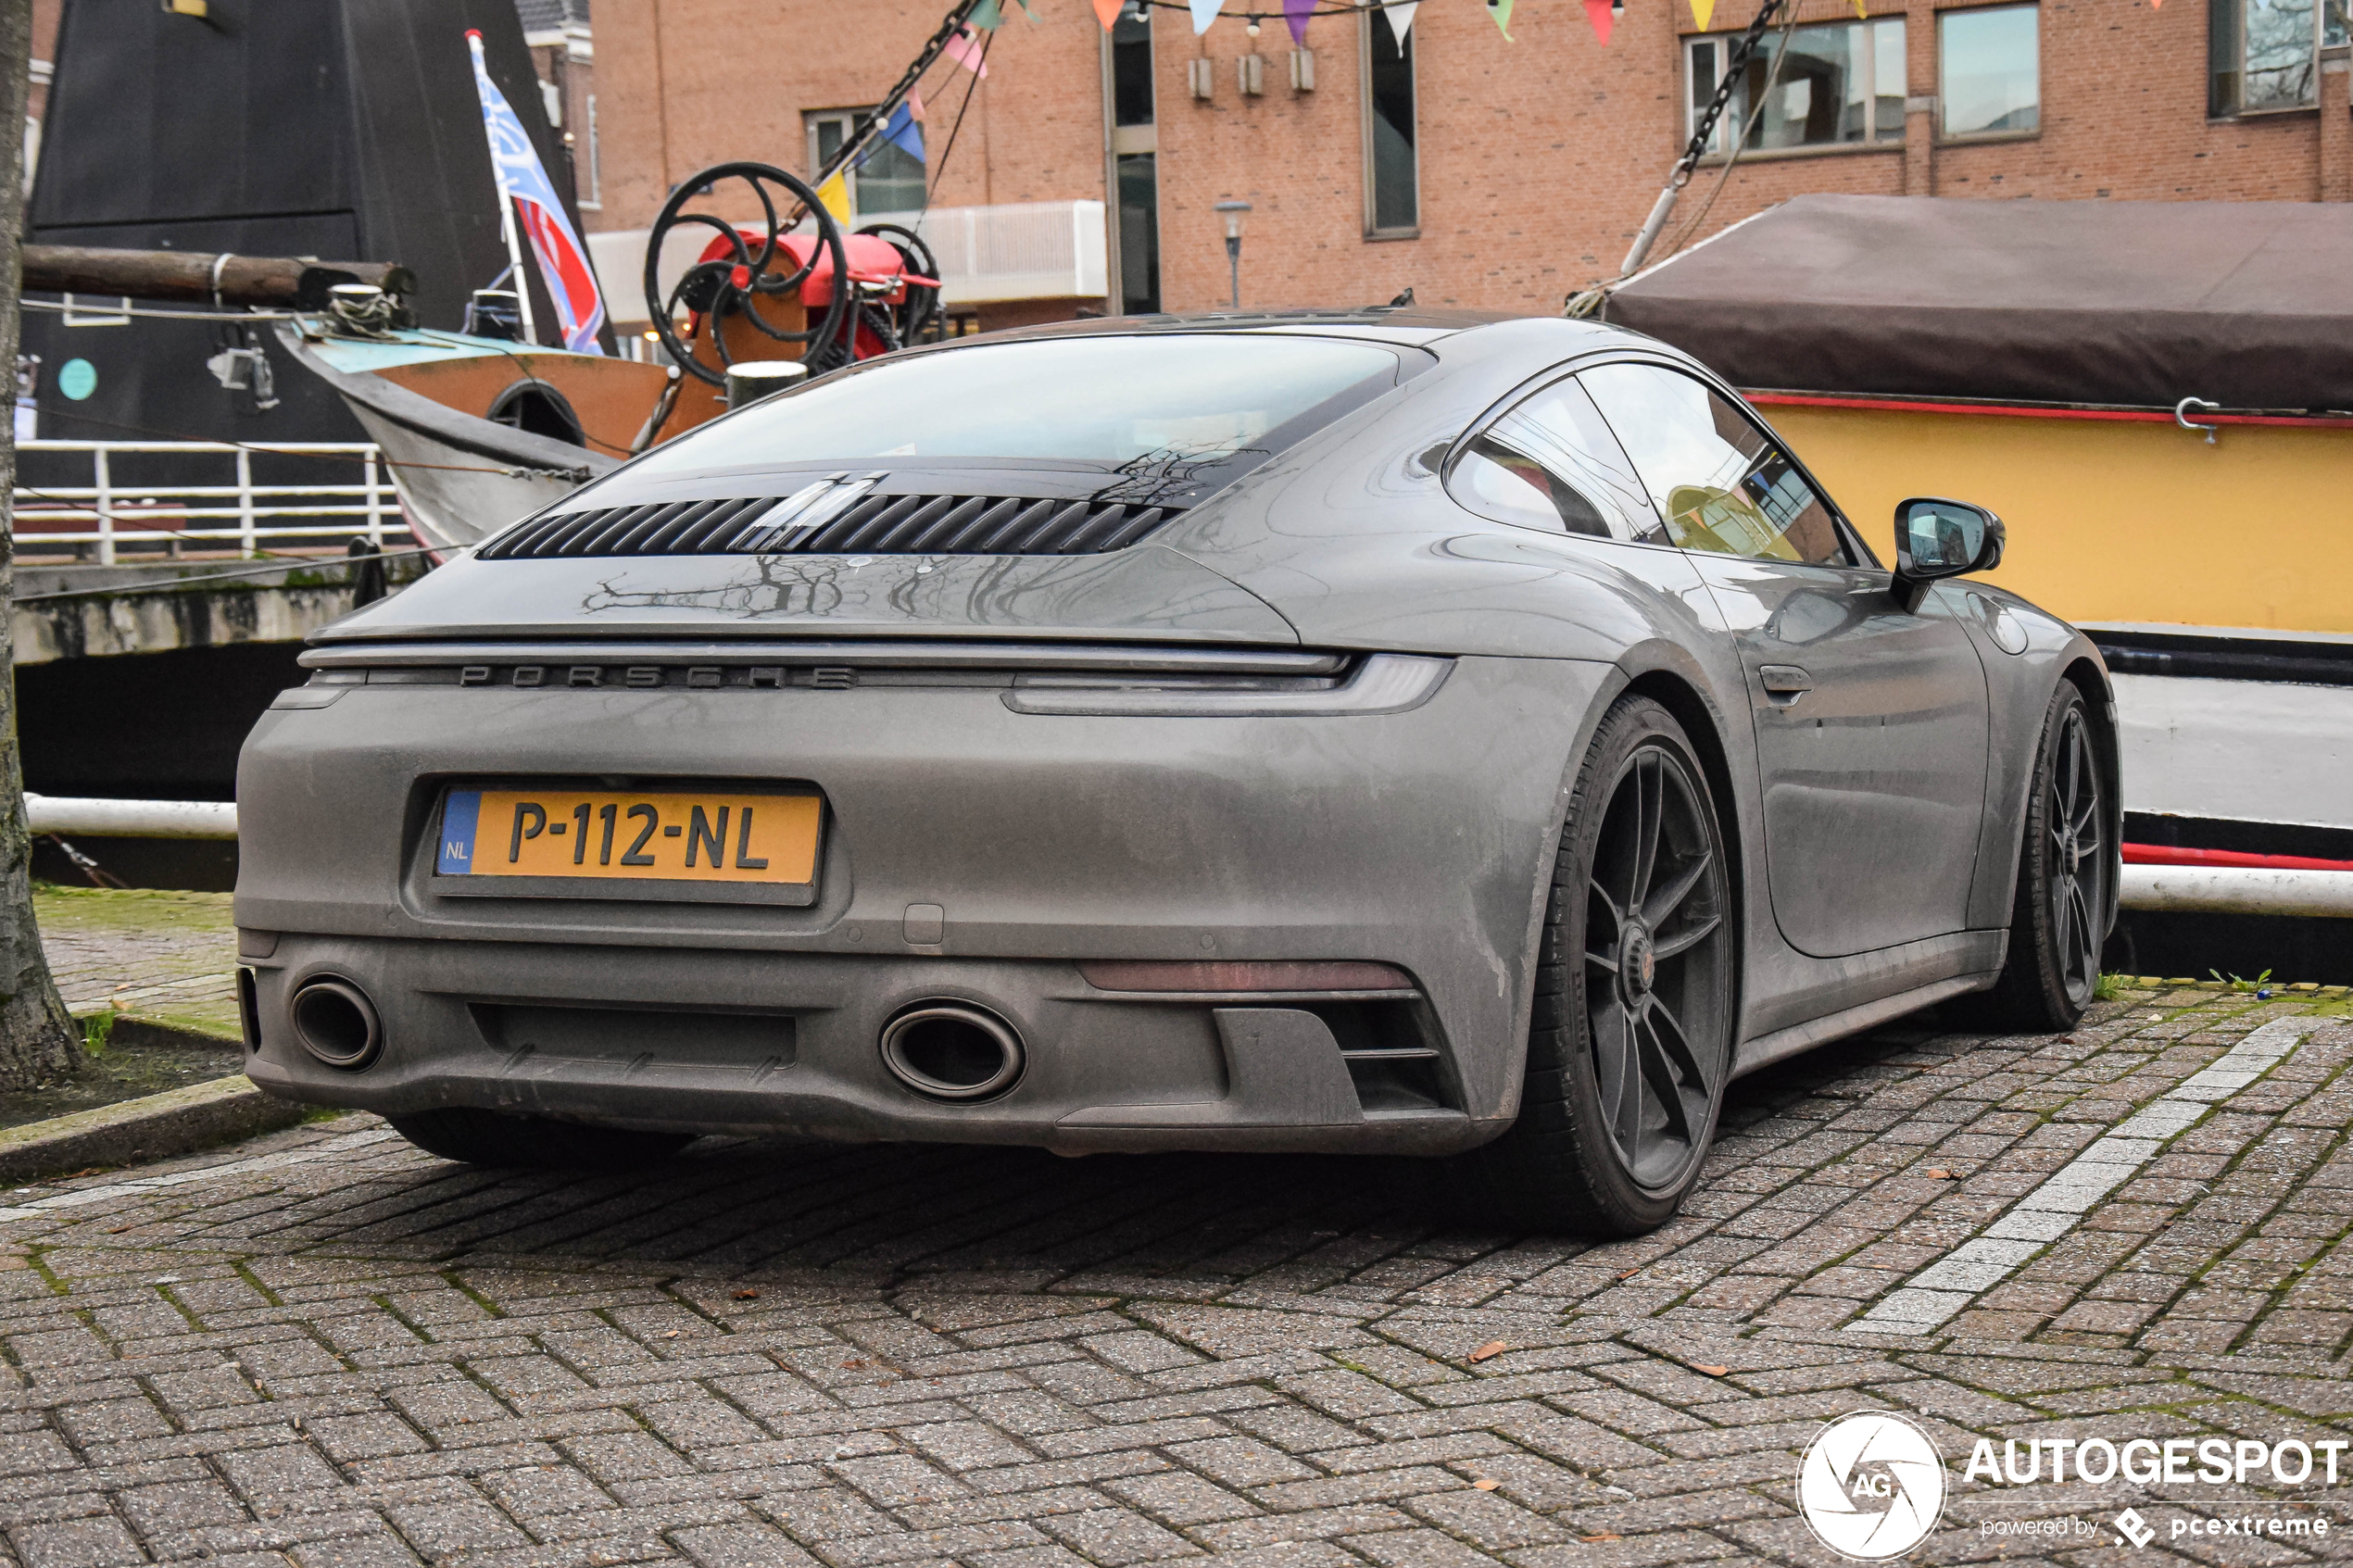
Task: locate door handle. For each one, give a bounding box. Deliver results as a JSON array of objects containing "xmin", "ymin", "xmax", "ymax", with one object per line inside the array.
[{"xmin": 1758, "ymin": 664, "xmax": 1814, "ymax": 706}]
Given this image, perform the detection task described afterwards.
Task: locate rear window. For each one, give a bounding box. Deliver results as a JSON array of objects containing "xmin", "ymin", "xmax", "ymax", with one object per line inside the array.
[{"xmin": 627, "ymin": 333, "xmax": 1407, "ymax": 475}]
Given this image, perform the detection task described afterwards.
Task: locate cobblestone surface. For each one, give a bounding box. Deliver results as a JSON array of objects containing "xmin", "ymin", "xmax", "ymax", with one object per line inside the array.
[
  {"xmin": 0, "ymin": 975, "xmax": 2350, "ymax": 1565},
  {"xmin": 36, "ymin": 889, "xmax": 238, "ymax": 1037}
]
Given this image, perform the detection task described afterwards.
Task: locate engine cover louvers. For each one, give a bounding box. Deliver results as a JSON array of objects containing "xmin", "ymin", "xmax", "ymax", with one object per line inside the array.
[{"xmin": 478, "ymin": 493, "xmax": 1179, "ymax": 560}]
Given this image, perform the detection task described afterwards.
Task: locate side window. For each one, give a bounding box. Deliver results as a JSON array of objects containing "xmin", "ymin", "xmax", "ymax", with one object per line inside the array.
[
  {"xmin": 1446, "ymin": 376, "xmax": 1662, "ymax": 541},
  {"xmin": 1579, "ymin": 363, "xmax": 1850, "ymax": 567}
]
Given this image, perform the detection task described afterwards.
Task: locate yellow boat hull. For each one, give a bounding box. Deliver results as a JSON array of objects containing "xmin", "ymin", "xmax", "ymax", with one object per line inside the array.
[{"xmin": 1756, "ymin": 399, "xmax": 2353, "ymax": 637}]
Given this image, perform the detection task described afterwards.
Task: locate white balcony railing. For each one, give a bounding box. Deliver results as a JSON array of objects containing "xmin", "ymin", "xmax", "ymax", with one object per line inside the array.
[
  {"xmin": 857, "ymin": 200, "xmax": 1110, "ymax": 307},
  {"xmin": 13, "ymin": 441, "xmax": 395, "ymax": 564},
  {"xmin": 590, "ymin": 198, "xmax": 1110, "ymax": 324}
]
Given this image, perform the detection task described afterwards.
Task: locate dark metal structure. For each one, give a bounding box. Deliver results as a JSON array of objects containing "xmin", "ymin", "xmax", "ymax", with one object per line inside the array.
[{"xmin": 21, "ymin": 0, "xmax": 586, "ymax": 446}]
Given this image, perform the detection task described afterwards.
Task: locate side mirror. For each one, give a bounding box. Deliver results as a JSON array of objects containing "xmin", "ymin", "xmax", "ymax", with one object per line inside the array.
[{"xmin": 1892, "ymin": 497, "xmax": 2005, "ymax": 611}]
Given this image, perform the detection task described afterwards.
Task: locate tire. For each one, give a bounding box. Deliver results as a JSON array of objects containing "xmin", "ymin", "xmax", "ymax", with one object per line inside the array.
[
  {"xmin": 386, "ymin": 1107, "xmax": 693, "ymax": 1172},
  {"xmin": 1449, "ymin": 696, "xmax": 1736, "ymax": 1236},
  {"xmin": 1967, "ymin": 681, "xmax": 2113, "ymax": 1032}
]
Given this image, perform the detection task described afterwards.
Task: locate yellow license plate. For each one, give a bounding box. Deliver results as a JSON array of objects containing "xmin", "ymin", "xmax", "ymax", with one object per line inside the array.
[{"xmin": 435, "ymin": 787, "xmax": 821, "ymax": 890}]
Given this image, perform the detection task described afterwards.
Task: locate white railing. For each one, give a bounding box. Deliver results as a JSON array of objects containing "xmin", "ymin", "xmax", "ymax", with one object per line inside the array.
[
  {"xmin": 588, "ymin": 197, "xmax": 1112, "ymax": 324},
  {"xmin": 859, "ymin": 200, "xmax": 1110, "ymax": 306},
  {"xmin": 12, "ymin": 441, "xmax": 395, "ymax": 564}
]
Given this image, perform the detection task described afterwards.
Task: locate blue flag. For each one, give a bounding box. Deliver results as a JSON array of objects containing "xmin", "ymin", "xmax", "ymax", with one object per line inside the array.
[{"xmin": 867, "ymin": 101, "xmax": 925, "ymax": 168}]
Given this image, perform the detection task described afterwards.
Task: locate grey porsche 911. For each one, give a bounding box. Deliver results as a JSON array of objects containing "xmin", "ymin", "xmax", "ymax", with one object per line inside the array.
[{"xmin": 237, "ymin": 309, "xmax": 2118, "ymax": 1236}]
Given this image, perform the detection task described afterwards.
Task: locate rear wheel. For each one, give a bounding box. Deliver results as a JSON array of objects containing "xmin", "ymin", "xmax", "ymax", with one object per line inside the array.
[
  {"xmin": 1969, "ymin": 682, "xmax": 2111, "ymax": 1032},
  {"xmin": 386, "ymin": 1108, "xmax": 692, "ymax": 1172},
  {"xmin": 1451, "ymin": 696, "xmax": 1735, "ymax": 1236}
]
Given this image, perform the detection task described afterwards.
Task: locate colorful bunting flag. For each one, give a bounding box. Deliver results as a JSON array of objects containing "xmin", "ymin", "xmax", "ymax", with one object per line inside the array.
[
  {"xmin": 1384, "ymin": 1, "xmax": 1419, "ymax": 43},
  {"xmin": 868, "ymin": 100, "xmax": 925, "ymax": 165},
  {"xmin": 943, "ymin": 21, "xmax": 991, "ymax": 72},
  {"xmin": 1486, "ymin": 0, "xmax": 1514, "ymax": 39},
  {"xmin": 1583, "ymin": 0, "xmax": 1612, "ymax": 40},
  {"xmin": 464, "ymin": 30, "xmax": 605, "ymax": 353},
  {"xmin": 814, "ymin": 171, "xmax": 853, "ymax": 226},
  {"xmin": 1092, "ymin": 0, "xmax": 1123, "ymax": 29},
  {"xmin": 1285, "ymin": 0, "xmax": 1315, "ymax": 44},
  {"xmin": 970, "ymin": 0, "xmax": 1002, "ymax": 27},
  {"xmin": 1189, "ymin": 0, "xmax": 1223, "ymax": 31},
  {"xmin": 1688, "ymin": 0, "xmax": 1714, "ymax": 28}
]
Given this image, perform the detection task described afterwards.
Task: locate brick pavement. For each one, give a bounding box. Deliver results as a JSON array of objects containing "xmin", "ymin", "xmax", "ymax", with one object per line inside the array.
[
  {"xmin": 0, "ymin": 984, "xmax": 2347, "ymax": 1564},
  {"xmin": 35, "ymin": 890, "xmax": 238, "ymax": 1038}
]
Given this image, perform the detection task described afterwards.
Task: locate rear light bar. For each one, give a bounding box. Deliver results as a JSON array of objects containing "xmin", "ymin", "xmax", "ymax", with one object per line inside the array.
[{"xmin": 1079, "ymin": 960, "xmax": 1415, "ymax": 994}]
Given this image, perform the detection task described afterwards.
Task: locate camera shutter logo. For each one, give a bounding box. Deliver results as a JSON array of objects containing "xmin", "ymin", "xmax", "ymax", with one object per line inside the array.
[{"xmin": 1796, "ymin": 1412, "xmax": 1948, "ymax": 1560}]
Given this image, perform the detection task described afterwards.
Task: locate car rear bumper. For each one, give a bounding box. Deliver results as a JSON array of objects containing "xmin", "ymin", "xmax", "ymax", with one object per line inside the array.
[{"xmin": 234, "ymin": 652, "xmax": 1610, "ymax": 1154}]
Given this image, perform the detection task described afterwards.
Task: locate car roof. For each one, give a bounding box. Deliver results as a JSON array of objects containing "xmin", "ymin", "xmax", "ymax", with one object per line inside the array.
[{"xmin": 969, "ymin": 306, "xmax": 1529, "ymax": 348}]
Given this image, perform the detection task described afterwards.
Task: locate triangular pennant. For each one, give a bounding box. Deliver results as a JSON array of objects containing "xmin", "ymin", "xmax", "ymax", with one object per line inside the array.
[
  {"xmin": 1189, "ymin": 0, "xmax": 1223, "ymax": 31},
  {"xmin": 1487, "ymin": 0, "xmax": 1514, "ymax": 38},
  {"xmin": 1285, "ymin": 0, "xmax": 1315, "ymax": 44},
  {"xmin": 1384, "ymin": 0, "xmax": 1418, "ymax": 44},
  {"xmin": 1688, "ymin": 0, "xmax": 1714, "ymax": 29},
  {"xmin": 1582, "ymin": 0, "xmax": 1612, "ymax": 42},
  {"xmin": 943, "ymin": 22, "xmax": 991, "ymax": 73},
  {"xmin": 1092, "ymin": 0, "xmax": 1124, "ymax": 29},
  {"xmin": 907, "ymin": 88, "xmax": 926, "ymax": 122},
  {"xmin": 969, "ymin": 0, "xmax": 1002, "ymax": 27},
  {"xmin": 873, "ymin": 101, "xmax": 925, "ymax": 164}
]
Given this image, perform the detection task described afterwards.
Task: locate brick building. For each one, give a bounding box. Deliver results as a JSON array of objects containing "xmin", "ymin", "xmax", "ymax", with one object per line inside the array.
[{"xmin": 576, "ymin": 0, "xmax": 2347, "ymax": 330}]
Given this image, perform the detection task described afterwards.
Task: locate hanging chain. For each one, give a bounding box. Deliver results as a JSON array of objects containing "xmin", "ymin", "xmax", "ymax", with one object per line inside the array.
[{"xmin": 1671, "ymin": 0, "xmax": 1789, "ymax": 192}]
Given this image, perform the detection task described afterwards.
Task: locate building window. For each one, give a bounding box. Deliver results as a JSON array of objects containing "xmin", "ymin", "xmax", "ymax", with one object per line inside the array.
[
  {"xmin": 806, "ymin": 108, "xmax": 926, "ymax": 220},
  {"xmin": 2211, "ymin": 0, "xmax": 2347, "ymax": 113},
  {"xmin": 580, "ymin": 94, "xmax": 601, "ymax": 209},
  {"xmin": 1364, "ymin": 13, "xmax": 1417, "ymax": 235},
  {"xmin": 1939, "ymin": 6, "xmax": 2040, "ymax": 137},
  {"xmin": 1108, "ymin": 9, "xmax": 1160, "ymax": 313},
  {"xmin": 1113, "ymin": 8, "xmax": 1154, "ymax": 126},
  {"xmin": 1686, "ymin": 17, "xmax": 1905, "ymax": 154}
]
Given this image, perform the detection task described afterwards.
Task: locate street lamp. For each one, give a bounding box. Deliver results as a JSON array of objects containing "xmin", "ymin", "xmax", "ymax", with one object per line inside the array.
[{"xmin": 1214, "ymin": 200, "xmax": 1252, "ymax": 308}]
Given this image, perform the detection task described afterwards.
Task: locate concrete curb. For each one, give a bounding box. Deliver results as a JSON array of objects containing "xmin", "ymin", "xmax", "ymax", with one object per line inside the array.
[{"xmin": 0, "ymin": 1073, "xmax": 309, "ymax": 1184}]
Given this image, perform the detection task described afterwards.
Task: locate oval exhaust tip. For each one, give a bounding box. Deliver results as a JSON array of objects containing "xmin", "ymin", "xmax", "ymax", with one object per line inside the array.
[
  {"xmin": 880, "ymin": 1004, "xmax": 1024, "ymax": 1100},
  {"xmin": 288, "ymin": 977, "xmax": 383, "ymax": 1071}
]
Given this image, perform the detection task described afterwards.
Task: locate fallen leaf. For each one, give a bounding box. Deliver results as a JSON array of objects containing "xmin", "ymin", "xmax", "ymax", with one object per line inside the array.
[
  {"xmin": 1471, "ymin": 1478, "xmax": 1501, "ymax": 1491},
  {"xmin": 1581, "ymin": 1535, "xmax": 1622, "ymax": 1544},
  {"xmin": 1466, "ymin": 1340, "xmax": 1508, "ymax": 1363},
  {"xmin": 104, "ymin": 1224, "xmax": 135, "ymax": 1235},
  {"xmin": 661, "ymin": 1330, "xmax": 680, "ymax": 1339},
  {"xmin": 69, "ymin": 1168, "xmax": 107, "ymax": 1179},
  {"xmin": 1922, "ymin": 1168, "xmax": 1960, "ymax": 1181},
  {"xmin": 1691, "ymin": 1363, "xmax": 1730, "ymax": 1377},
  {"xmin": 733, "ymin": 1288, "xmax": 761, "ymax": 1301},
  {"xmin": 843, "ymin": 1359, "xmax": 868, "ymax": 1369},
  {"xmin": 1614, "ymin": 1268, "xmax": 1640, "ymax": 1281}
]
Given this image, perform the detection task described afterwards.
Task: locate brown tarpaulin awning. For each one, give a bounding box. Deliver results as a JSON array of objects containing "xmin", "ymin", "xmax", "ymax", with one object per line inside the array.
[{"xmin": 1602, "ymin": 194, "xmax": 2353, "ymax": 412}]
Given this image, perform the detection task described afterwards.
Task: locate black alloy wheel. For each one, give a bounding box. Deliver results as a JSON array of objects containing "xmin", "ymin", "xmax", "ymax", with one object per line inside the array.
[
  {"xmin": 1449, "ymin": 696, "xmax": 1734, "ymax": 1236},
  {"xmin": 1585, "ymin": 734, "xmax": 1730, "ymax": 1191},
  {"xmin": 2044, "ymin": 700, "xmax": 2108, "ymax": 1004},
  {"xmin": 1969, "ymin": 682, "xmax": 2112, "ymax": 1032}
]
